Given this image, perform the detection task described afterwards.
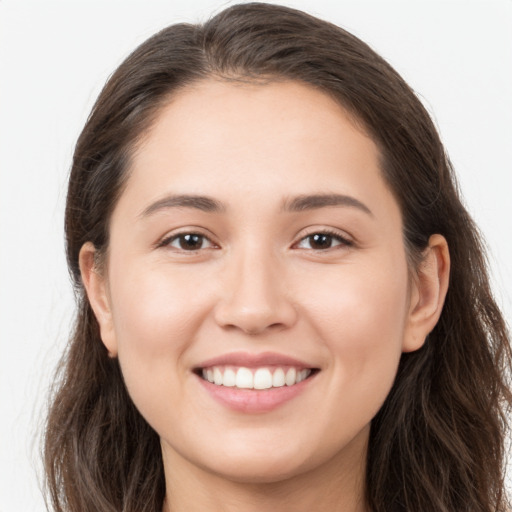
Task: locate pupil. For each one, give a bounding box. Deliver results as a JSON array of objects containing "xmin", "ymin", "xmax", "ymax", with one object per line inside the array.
[
  {"xmin": 180, "ymin": 234, "xmax": 202, "ymax": 250},
  {"xmin": 310, "ymin": 233, "xmax": 332, "ymax": 249}
]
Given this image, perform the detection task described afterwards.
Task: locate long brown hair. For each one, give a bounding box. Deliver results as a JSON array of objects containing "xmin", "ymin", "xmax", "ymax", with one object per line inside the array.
[{"xmin": 44, "ymin": 3, "xmax": 511, "ymax": 511}]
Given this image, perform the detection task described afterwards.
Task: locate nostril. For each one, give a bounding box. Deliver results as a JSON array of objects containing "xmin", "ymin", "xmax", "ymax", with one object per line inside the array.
[{"xmin": 214, "ymin": 299, "xmax": 298, "ymax": 335}]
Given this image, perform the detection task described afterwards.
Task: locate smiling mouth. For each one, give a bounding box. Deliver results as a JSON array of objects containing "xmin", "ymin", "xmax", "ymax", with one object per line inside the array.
[{"xmin": 195, "ymin": 365, "xmax": 319, "ymax": 390}]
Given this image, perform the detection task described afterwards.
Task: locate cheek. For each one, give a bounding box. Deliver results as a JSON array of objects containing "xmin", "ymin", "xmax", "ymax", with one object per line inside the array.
[
  {"xmin": 306, "ymin": 253, "xmax": 408, "ymax": 334},
  {"xmin": 301, "ymin": 253, "xmax": 409, "ymax": 399},
  {"xmin": 106, "ymin": 264, "xmax": 211, "ymax": 414},
  {"xmin": 109, "ymin": 261, "xmax": 210, "ymax": 349}
]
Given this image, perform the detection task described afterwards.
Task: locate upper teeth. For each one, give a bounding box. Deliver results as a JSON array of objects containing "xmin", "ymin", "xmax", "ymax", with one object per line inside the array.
[{"xmin": 201, "ymin": 366, "xmax": 311, "ymax": 389}]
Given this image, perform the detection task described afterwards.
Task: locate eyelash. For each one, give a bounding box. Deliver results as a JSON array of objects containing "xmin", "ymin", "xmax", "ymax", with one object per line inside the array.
[
  {"xmin": 293, "ymin": 229, "xmax": 353, "ymax": 251},
  {"xmin": 158, "ymin": 229, "xmax": 353, "ymax": 253},
  {"xmin": 158, "ymin": 232, "xmax": 217, "ymax": 252}
]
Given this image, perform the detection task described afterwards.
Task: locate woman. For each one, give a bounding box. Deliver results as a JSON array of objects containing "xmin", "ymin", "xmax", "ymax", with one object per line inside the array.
[{"xmin": 43, "ymin": 3, "xmax": 511, "ymax": 511}]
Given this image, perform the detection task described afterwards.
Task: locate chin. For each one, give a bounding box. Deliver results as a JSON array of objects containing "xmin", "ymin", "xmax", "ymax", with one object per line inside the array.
[
  {"xmin": 191, "ymin": 441, "xmax": 327, "ymax": 485},
  {"xmin": 209, "ymin": 457, "xmax": 310, "ymax": 485}
]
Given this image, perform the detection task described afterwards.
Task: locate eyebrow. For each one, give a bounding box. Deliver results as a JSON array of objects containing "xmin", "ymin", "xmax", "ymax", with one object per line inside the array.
[
  {"xmin": 140, "ymin": 194, "xmax": 225, "ymax": 217},
  {"xmin": 282, "ymin": 193, "xmax": 373, "ymax": 216},
  {"xmin": 139, "ymin": 192, "xmax": 373, "ymax": 218}
]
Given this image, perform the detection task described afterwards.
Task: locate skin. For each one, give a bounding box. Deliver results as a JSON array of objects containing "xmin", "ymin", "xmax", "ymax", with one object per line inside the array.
[{"xmin": 80, "ymin": 80, "xmax": 450, "ymax": 512}]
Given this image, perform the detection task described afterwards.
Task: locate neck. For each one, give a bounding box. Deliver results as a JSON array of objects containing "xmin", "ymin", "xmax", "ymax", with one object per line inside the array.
[{"xmin": 161, "ymin": 430, "xmax": 369, "ymax": 512}]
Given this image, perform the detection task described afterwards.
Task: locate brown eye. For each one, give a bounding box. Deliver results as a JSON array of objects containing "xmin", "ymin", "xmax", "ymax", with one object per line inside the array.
[
  {"xmin": 296, "ymin": 232, "xmax": 351, "ymax": 250},
  {"xmin": 165, "ymin": 233, "xmax": 213, "ymax": 251},
  {"xmin": 308, "ymin": 233, "xmax": 334, "ymax": 249}
]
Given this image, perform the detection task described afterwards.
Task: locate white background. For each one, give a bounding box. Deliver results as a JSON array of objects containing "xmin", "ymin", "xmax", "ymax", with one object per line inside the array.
[{"xmin": 1, "ymin": 1, "xmax": 511, "ymax": 510}]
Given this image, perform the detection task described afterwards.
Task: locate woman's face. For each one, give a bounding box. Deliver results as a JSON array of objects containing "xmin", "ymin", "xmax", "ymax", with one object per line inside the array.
[{"xmin": 84, "ymin": 80, "xmax": 432, "ymax": 484}]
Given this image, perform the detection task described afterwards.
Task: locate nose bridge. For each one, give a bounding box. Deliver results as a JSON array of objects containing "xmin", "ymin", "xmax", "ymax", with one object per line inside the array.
[{"xmin": 214, "ymin": 240, "xmax": 296, "ymax": 334}]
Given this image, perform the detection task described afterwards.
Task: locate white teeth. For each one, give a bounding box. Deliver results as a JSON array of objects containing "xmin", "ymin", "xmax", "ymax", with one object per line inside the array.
[
  {"xmin": 272, "ymin": 368, "xmax": 285, "ymax": 388},
  {"xmin": 213, "ymin": 367, "xmax": 223, "ymax": 385},
  {"xmin": 223, "ymin": 368, "xmax": 236, "ymax": 387},
  {"xmin": 297, "ymin": 369, "xmax": 309, "ymax": 382},
  {"xmin": 201, "ymin": 365, "xmax": 313, "ymax": 389},
  {"xmin": 254, "ymin": 368, "xmax": 273, "ymax": 389},
  {"xmin": 285, "ymin": 367, "xmax": 296, "ymax": 386},
  {"xmin": 235, "ymin": 367, "xmax": 254, "ymax": 389}
]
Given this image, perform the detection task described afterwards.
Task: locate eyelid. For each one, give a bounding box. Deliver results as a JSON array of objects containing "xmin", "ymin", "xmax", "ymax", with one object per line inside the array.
[
  {"xmin": 156, "ymin": 228, "xmax": 219, "ymax": 251},
  {"xmin": 292, "ymin": 227, "xmax": 354, "ymax": 250}
]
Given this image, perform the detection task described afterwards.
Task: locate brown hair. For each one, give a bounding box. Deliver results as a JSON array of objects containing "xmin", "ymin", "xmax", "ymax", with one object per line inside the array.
[{"xmin": 44, "ymin": 3, "xmax": 511, "ymax": 511}]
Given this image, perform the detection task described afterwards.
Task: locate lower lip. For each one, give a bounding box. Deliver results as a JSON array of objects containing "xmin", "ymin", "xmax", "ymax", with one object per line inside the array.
[{"xmin": 197, "ymin": 373, "xmax": 316, "ymax": 413}]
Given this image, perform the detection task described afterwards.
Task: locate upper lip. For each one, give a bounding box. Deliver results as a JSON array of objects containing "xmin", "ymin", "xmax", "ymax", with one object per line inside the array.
[{"xmin": 195, "ymin": 351, "xmax": 318, "ymax": 370}]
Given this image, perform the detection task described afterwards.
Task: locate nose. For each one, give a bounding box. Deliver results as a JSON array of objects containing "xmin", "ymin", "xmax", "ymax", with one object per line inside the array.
[{"xmin": 213, "ymin": 249, "xmax": 298, "ymax": 335}]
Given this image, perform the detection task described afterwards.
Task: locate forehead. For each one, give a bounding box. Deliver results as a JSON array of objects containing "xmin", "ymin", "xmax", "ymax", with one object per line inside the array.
[
  {"xmin": 115, "ymin": 79, "xmax": 399, "ymax": 224},
  {"xmin": 139, "ymin": 79, "xmax": 369, "ymax": 155}
]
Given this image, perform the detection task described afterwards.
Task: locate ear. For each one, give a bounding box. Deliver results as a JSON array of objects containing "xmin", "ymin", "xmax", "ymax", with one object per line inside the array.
[
  {"xmin": 403, "ymin": 234, "xmax": 450, "ymax": 353},
  {"xmin": 79, "ymin": 242, "xmax": 118, "ymax": 357}
]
